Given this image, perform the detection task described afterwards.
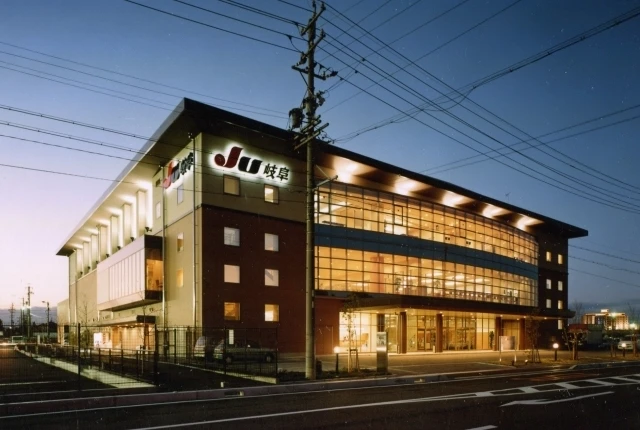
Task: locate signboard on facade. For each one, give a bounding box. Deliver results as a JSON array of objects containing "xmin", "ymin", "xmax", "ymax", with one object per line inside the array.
[
  {"xmin": 214, "ymin": 146, "xmax": 290, "ymax": 182},
  {"xmin": 499, "ymin": 335, "xmax": 516, "ymax": 352}
]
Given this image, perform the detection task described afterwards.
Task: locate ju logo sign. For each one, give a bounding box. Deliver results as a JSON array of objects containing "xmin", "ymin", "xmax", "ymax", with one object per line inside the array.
[
  {"xmin": 214, "ymin": 146, "xmax": 290, "ymax": 182},
  {"xmin": 162, "ymin": 152, "xmax": 194, "ymax": 189}
]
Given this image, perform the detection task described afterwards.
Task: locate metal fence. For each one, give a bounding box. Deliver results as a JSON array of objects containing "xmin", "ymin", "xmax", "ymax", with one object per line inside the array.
[{"xmin": 1, "ymin": 324, "xmax": 278, "ymax": 395}]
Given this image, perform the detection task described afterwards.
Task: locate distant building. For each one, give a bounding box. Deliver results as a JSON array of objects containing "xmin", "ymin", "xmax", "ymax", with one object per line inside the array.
[
  {"xmin": 582, "ymin": 310, "xmax": 629, "ymax": 330},
  {"xmin": 56, "ymin": 99, "xmax": 587, "ymax": 354}
]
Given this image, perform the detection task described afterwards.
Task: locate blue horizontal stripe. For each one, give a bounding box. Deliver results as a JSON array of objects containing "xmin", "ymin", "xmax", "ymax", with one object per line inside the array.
[{"xmin": 315, "ymin": 224, "xmax": 537, "ymax": 279}]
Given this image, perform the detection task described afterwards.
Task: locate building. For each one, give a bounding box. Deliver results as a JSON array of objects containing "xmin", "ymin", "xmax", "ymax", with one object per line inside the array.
[
  {"xmin": 56, "ymin": 98, "xmax": 587, "ymax": 354},
  {"xmin": 582, "ymin": 310, "xmax": 629, "ymax": 330}
]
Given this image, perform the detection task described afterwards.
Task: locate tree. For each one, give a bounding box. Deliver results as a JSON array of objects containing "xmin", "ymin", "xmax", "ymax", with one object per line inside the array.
[
  {"xmin": 341, "ymin": 293, "xmax": 361, "ymax": 372},
  {"xmin": 571, "ymin": 300, "xmax": 584, "ymax": 324},
  {"xmin": 525, "ymin": 310, "xmax": 541, "ymax": 363}
]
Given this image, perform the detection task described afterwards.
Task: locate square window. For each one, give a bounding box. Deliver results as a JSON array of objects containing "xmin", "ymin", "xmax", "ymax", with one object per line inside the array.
[
  {"xmin": 558, "ymin": 254, "xmax": 564, "ymax": 265},
  {"xmin": 558, "ymin": 300, "xmax": 563, "ymax": 310},
  {"xmin": 177, "ymin": 232, "xmax": 184, "ymax": 252},
  {"xmin": 224, "ymin": 175, "xmax": 240, "ymax": 196},
  {"xmin": 224, "ymin": 227, "xmax": 240, "ymax": 246},
  {"xmin": 224, "ymin": 302, "xmax": 240, "ymax": 321},
  {"xmin": 265, "ymin": 268, "xmax": 279, "ymax": 286},
  {"xmin": 155, "ymin": 202, "xmax": 161, "ymax": 219},
  {"xmin": 265, "ymin": 304, "xmax": 279, "ymax": 322},
  {"xmin": 265, "ymin": 233, "xmax": 279, "ymax": 251},
  {"xmin": 546, "ymin": 279, "xmax": 552, "ymax": 290},
  {"xmin": 177, "ymin": 184, "xmax": 184, "ymax": 204},
  {"xmin": 546, "ymin": 299, "xmax": 551, "ymax": 309},
  {"xmin": 545, "ymin": 251, "xmax": 551, "ymax": 262},
  {"xmin": 224, "ymin": 265, "xmax": 240, "ymax": 283},
  {"xmin": 265, "ymin": 185, "xmax": 279, "ymax": 203},
  {"xmin": 177, "ymin": 269, "xmax": 184, "ymax": 288},
  {"xmin": 558, "ymin": 280, "xmax": 563, "ymax": 291}
]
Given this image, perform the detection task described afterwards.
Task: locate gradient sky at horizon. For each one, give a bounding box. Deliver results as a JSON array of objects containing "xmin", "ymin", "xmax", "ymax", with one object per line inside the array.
[{"xmin": 1, "ymin": 0, "xmax": 639, "ymax": 316}]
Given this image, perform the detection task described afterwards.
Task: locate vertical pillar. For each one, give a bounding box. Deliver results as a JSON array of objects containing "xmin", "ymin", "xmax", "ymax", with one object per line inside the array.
[
  {"xmin": 519, "ymin": 318, "xmax": 526, "ymax": 350},
  {"xmin": 494, "ymin": 316, "xmax": 503, "ymax": 351},
  {"xmin": 399, "ymin": 311, "xmax": 407, "ymax": 354},
  {"xmin": 136, "ymin": 190, "xmax": 148, "ymax": 236},
  {"xmin": 435, "ymin": 313, "xmax": 443, "ymax": 353}
]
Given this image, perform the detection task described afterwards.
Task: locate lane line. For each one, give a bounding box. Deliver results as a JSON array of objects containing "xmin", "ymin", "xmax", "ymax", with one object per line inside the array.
[{"xmin": 466, "ymin": 426, "xmax": 497, "ymax": 430}]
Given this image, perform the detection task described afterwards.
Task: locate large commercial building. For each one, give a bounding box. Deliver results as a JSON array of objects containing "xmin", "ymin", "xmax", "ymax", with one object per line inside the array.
[{"xmin": 56, "ymin": 98, "xmax": 587, "ymax": 354}]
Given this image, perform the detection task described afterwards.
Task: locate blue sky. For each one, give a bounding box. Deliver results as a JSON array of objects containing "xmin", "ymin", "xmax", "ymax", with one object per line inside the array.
[{"xmin": 0, "ymin": 0, "xmax": 639, "ymax": 316}]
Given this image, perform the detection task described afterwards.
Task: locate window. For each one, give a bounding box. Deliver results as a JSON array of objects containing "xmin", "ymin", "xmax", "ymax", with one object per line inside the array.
[
  {"xmin": 155, "ymin": 202, "xmax": 161, "ymax": 219},
  {"xmin": 265, "ymin": 233, "xmax": 279, "ymax": 251},
  {"xmin": 224, "ymin": 175, "xmax": 240, "ymax": 195},
  {"xmin": 558, "ymin": 300, "xmax": 564, "ymax": 310},
  {"xmin": 546, "ymin": 299, "xmax": 551, "ymax": 309},
  {"xmin": 177, "ymin": 184, "xmax": 184, "ymax": 204},
  {"xmin": 177, "ymin": 233, "xmax": 184, "ymax": 252},
  {"xmin": 177, "ymin": 269, "xmax": 184, "ymax": 288},
  {"xmin": 545, "ymin": 251, "xmax": 551, "ymax": 262},
  {"xmin": 265, "ymin": 269, "xmax": 279, "ymax": 286},
  {"xmin": 265, "ymin": 304, "xmax": 279, "ymax": 322},
  {"xmin": 546, "ymin": 279, "xmax": 552, "ymax": 290},
  {"xmin": 224, "ymin": 302, "xmax": 240, "ymax": 321},
  {"xmin": 558, "ymin": 280, "xmax": 563, "ymax": 291},
  {"xmin": 224, "ymin": 265, "xmax": 240, "ymax": 283},
  {"xmin": 558, "ymin": 320, "xmax": 563, "ymax": 330},
  {"xmin": 224, "ymin": 227, "xmax": 240, "ymax": 246},
  {"xmin": 558, "ymin": 254, "xmax": 564, "ymax": 265},
  {"xmin": 265, "ymin": 185, "xmax": 279, "ymax": 203}
]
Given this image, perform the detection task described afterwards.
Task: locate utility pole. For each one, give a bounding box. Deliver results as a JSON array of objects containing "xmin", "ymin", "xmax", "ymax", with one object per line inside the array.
[
  {"xmin": 42, "ymin": 301, "xmax": 50, "ymax": 342},
  {"xmin": 21, "ymin": 298, "xmax": 25, "ymax": 336},
  {"xmin": 26, "ymin": 285, "xmax": 33, "ymax": 340},
  {"xmin": 9, "ymin": 303, "xmax": 15, "ymax": 335},
  {"xmin": 290, "ymin": 0, "xmax": 336, "ymax": 380}
]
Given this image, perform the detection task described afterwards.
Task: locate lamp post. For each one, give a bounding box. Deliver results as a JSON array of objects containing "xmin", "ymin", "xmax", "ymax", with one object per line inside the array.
[
  {"xmin": 553, "ymin": 342, "xmax": 559, "ymax": 361},
  {"xmin": 334, "ymin": 346, "xmax": 340, "ymax": 376},
  {"xmin": 42, "ymin": 301, "xmax": 50, "ymax": 342}
]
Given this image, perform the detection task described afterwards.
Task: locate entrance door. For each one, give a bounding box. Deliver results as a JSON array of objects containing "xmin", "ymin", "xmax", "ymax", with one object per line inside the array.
[{"xmin": 417, "ymin": 329, "xmax": 426, "ymax": 350}]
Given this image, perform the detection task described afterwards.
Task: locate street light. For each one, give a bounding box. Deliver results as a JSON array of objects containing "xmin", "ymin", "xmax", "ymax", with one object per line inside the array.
[
  {"xmin": 42, "ymin": 301, "xmax": 50, "ymax": 343},
  {"xmin": 334, "ymin": 346, "xmax": 340, "ymax": 376},
  {"xmin": 621, "ymin": 342, "xmax": 627, "ymax": 358},
  {"xmin": 553, "ymin": 342, "xmax": 559, "ymax": 361}
]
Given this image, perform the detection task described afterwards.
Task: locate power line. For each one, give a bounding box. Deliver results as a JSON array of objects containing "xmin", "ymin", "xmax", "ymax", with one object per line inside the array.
[
  {"xmin": 320, "ymin": 3, "xmax": 640, "ymax": 205},
  {"xmin": 123, "ymin": 0, "xmax": 298, "ymax": 52},
  {"xmin": 0, "ymin": 40, "xmax": 285, "ymax": 115},
  {"xmin": 572, "ymin": 268, "xmax": 640, "ymax": 290},
  {"xmin": 570, "ymin": 245, "xmax": 640, "ymax": 266},
  {"xmin": 571, "ymin": 255, "xmax": 640, "ymax": 276}
]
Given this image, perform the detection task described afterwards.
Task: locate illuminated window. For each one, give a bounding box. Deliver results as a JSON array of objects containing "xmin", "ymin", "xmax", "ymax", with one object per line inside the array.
[
  {"xmin": 558, "ymin": 280, "xmax": 563, "ymax": 291},
  {"xmin": 558, "ymin": 300, "xmax": 563, "ymax": 310},
  {"xmin": 224, "ymin": 302, "xmax": 240, "ymax": 321},
  {"xmin": 177, "ymin": 269, "xmax": 183, "ymax": 288},
  {"xmin": 558, "ymin": 254, "xmax": 564, "ymax": 265},
  {"xmin": 155, "ymin": 202, "xmax": 161, "ymax": 219},
  {"xmin": 177, "ymin": 184, "xmax": 184, "ymax": 204},
  {"xmin": 546, "ymin": 279, "xmax": 552, "ymax": 290},
  {"xmin": 224, "ymin": 227, "xmax": 240, "ymax": 246},
  {"xmin": 265, "ymin": 233, "xmax": 279, "ymax": 251},
  {"xmin": 546, "ymin": 299, "xmax": 551, "ymax": 309},
  {"xmin": 265, "ymin": 304, "xmax": 279, "ymax": 322},
  {"xmin": 265, "ymin": 269, "xmax": 279, "ymax": 286},
  {"xmin": 265, "ymin": 185, "xmax": 279, "ymax": 203},
  {"xmin": 224, "ymin": 175, "xmax": 240, "ymax": 196},
  {"xmin": 545, "ymin": 251, "xmax": 552, "ymax": 262},
  {"xmin": 558, "ymin": 320, "xmax": 563, "ymax": 330},
  {"xmin": 224, "ymin": 265, "xmax": 240, "ymax": 283},
  {"xmin": 177, "ymin": 233, "xmax": 184, "ymax": 252}
]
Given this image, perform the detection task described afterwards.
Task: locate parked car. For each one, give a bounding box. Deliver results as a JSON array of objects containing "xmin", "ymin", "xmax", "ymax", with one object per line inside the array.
[
  {"xmin": 194, "ymin": 336, "xmax": 276, "ymax": 364},
  {"xmin": 617, "ymin": 335, "xmax": 640, "ymax": 351}
]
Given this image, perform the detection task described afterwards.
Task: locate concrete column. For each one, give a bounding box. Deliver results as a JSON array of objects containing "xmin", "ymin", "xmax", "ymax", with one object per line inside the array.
[
  {"xmin": 494, "ymin": 316, "xmax": 503, "ymax": 351},
  {"xmin": 399, "ymin": 312, "xmax": 407, "ymax": 354},
  {"xmin": 435, "ymin": 313, "xmax": 443, "ymax": 353}
]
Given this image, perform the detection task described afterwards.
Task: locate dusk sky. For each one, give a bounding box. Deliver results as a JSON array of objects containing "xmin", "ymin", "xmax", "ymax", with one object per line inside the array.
[{"xmin": 1, "ymin": 0, "xmax": 638, "ymax": 317}]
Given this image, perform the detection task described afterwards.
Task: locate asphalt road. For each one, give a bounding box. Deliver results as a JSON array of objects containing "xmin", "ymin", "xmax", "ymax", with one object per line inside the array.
[{"xmin": 3, "ymin": 364, "xmax": 639, "ymax": 429}]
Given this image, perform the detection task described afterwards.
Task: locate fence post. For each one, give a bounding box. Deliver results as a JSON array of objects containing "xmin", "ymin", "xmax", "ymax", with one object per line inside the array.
[
  {"xmin": 154, "ymin": 326, "xmax": 159, "ymax": 386},
  {"xmin": 77, "ymin": 323, "xmax": 81, "ymax": 391},
  {"xmin": 121, "ymin": 348, "xmax": 124, "ymax": 375},
  {"xmin": 98, "ymin": 348, "xmax": 101, "ymax": 370},
  {"xmin": 174, "ymin": 328, "xmax": 177, "ymax": 364}
]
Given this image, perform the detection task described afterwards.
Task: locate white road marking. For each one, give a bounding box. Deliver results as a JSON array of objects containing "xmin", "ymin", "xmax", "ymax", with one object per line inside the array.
[
  {"xmin": 610, "ymin": 376, "xmax": 640, "ymax": 383},
  {"xmin": 586, "ymin": 379, "xmax": 617, "ymax": 386},
  {"xmin": 501, "ymin": 391, "xmax": 613, "ymax": 407},
  {"xmin": 519, "ymin": 386, "xmax": 538, "ymax": 393},
  {"xmin": 466, "ymin": 426, "xmax": 497, "ymax": 430},
  {"xmin": 555, "ymin": 382, "xmax": 579, "ymax": 389},
  {"xmin": 0, "ymin": 381, "xmax": 66, "ymax": 387}
]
